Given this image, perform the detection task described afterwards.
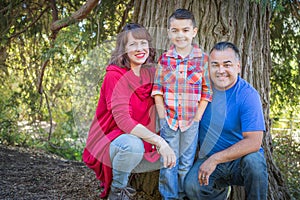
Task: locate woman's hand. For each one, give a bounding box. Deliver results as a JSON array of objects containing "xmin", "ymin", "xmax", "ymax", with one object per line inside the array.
[
  {"xmin": 130, "ymin": 124, "xmax": 176, "ymax": 168},
  {"xmin": 157, "ymin": 138, "xmax": 176, "ymax": 168}
]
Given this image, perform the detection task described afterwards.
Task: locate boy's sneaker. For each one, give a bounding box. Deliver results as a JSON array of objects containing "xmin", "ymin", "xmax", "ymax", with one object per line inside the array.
[{"xmin": 108, "ymin": 186, "xmax": 137, "ymax": 200}]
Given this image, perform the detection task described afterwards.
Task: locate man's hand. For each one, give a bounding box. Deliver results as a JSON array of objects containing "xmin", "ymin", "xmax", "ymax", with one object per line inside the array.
[
  {"xmin": 198, "ymin": 156, "xmax": 217, "ymax": 185},
  {"xmin": 197, "ymin": 131, "xmax": 264, "ymax": 185}
]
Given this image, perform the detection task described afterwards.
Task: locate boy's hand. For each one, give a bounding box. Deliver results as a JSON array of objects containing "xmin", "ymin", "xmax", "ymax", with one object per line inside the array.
[{"xmin": 193, "ymin": 117, "xmax": 201, "ymax": 122}]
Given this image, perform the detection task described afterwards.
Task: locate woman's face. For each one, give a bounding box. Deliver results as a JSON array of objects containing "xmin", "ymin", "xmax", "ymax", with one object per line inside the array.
[{"xmin": 125, "ymin": 32, "xmax": 149, "ymax": 68}]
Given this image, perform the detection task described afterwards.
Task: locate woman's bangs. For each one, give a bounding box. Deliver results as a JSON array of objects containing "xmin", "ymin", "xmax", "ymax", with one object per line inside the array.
[{"xmin": 131, "ymin": 28, "xmax": 151, "ymax": 41}]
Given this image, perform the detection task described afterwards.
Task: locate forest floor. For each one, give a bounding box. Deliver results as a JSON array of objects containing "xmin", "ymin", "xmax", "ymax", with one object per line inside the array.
[{"xmin": 0, "ymin": 144, "xmax": 157, "ymax": 200}]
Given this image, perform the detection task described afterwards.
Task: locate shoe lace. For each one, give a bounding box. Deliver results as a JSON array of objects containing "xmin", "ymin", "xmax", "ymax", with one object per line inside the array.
[{"xmin": 120, "ymin": 187, "xmax": 136, "ymax": 199}]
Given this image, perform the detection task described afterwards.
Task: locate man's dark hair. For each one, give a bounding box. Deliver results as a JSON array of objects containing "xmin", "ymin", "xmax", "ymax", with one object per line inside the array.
[
  {"xmin": 210, "ymin": 42, "xmax": 240, "ymax": 60},
  {"xmin": 168, "ymin": 8, "xmax": 196, "ymax": 28}
]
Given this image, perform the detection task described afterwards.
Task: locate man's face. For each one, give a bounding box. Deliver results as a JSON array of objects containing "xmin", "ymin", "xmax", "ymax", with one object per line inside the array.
[{"xmin": 209, "ymin": 48, "xmax": 241, "ymax": 90}]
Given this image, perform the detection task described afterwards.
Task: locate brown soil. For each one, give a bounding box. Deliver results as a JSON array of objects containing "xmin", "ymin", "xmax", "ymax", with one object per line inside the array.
[{"xmin": 0, "ymin": 144, "xmax": 157, "ymax": 200}]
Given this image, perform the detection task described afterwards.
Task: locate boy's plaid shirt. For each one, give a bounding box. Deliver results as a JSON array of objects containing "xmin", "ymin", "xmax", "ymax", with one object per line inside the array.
[{"xmin": 152, "ymin": 45, "xmax": 213, "ymax": 131}]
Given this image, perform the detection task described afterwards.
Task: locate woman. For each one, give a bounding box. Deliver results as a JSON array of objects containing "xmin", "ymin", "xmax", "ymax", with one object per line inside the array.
[{"xmin": 82, "ymin": 23, "xmax": 176, "ymax": 200}]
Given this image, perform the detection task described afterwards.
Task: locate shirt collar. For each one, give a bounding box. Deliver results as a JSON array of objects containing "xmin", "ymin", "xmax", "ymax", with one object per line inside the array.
[{"xmin": 166, "ymin": 44, "xmax": 203, "ymax": 59}]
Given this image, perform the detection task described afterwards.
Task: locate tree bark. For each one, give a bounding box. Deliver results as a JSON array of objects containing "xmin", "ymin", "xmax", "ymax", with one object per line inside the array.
[{"xmin": 131, "ymin": 0, "xmax": 291, "ymax": 199}]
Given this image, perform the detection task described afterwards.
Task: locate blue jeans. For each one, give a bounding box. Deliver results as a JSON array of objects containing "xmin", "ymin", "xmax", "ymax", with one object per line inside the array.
[
  {"xmin": 184, "ymin": 152, "xmax": 268, "ymax": 200},
  {"xmin": 159, "ymin": 120, "xmax": 199, "ymax": 200},
  {"xmin": 109, "ymin": 134, "xmax": 160, "ymax": 188}
]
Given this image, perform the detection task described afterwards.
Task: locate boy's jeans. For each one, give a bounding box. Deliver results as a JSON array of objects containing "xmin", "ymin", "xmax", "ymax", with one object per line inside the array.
[
  {"xmin": 109, "ymin": 134, "xmax": 160, "ymax": 189},
  {"xmin": 184, "ymin": 152, "xmax": 268, "ymax": 200},
  {"xmin": 159, "ymin": 119, "xmax": 198, "ymax": 200}
]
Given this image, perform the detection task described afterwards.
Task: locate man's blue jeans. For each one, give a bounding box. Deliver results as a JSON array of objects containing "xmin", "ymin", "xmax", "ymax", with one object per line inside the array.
[
  {"xmin": 184, "ymin": 151, "xmax": 268, "ymax": 200},
  {"xmin": 159, "ymin": 120, "xmax": 199, "ymax": 200},
  {"xmin": 109, "ymin": 134, "xmax": 160, "ymax": 189}
]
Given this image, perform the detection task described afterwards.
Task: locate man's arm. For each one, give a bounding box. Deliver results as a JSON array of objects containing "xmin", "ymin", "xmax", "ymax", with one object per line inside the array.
[{"xmin": 198, "ymin": 131, "xmax": 263, "ymax": 185}]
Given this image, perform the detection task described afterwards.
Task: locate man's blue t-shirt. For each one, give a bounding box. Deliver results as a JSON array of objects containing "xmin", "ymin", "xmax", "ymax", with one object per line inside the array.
[{"xmin": 198, "ymin": 76, "xmax": 265, "ymax": 158}]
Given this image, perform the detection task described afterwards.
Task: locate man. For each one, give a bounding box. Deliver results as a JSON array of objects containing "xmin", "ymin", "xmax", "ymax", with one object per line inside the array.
[{"xmin": 184, "ymin": 42, "xmax": 268, "ymax": 200}]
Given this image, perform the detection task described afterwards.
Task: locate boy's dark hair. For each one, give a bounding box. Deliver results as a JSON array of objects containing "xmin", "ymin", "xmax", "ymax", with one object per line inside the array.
[
  {"xmin": 168, "ymin": 8, "xmax": 196, "ymax": 28},
  {"xmin": 210, "ymin": 42, "xmax": 240, "ymax": 60}
]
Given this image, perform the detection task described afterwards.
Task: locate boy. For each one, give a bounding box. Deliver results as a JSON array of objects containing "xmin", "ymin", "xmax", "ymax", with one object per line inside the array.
[{"xmin": 152, "ymin": 8, "xmax": 213, "ymax": 199}]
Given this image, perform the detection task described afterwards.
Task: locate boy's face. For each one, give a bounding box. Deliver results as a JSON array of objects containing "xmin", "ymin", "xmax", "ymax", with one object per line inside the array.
[{"xmin": 168, "ymin": 18, "xmax": 197, "ymax": 53}]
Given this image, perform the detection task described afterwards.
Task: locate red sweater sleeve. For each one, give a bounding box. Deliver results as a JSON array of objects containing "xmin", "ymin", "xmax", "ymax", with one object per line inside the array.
[
  {"xmin": 110, "ymin": 71, "xmax": 138, "ymax": 133},
  {"xmin": 100, "ymin": 70, "xmax": 123, "ymax": 112}
]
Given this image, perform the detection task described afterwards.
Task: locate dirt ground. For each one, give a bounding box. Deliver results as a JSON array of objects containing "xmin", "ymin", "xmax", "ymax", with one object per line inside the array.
[{"xmin": 0, "ymin": 144, "xmax": 156, "ymax": 200}]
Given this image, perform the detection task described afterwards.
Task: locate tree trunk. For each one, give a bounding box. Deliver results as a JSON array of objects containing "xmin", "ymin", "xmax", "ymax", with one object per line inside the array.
[{"xmin": 131, "ymin": 0, "xmax": 291, "ymax": 199}]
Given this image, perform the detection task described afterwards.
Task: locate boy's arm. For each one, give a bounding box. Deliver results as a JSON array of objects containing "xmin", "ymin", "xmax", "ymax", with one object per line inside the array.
[
  {"xmin": 201, "ymin": 62, "xmax": 213, "ymax": 102},
  {"xmin": 154, "ymin": 95, "xmax": 165, "ymax": 119},
  {"xmin": 154, "ymin": 94, "xmax": 165, "ymax": 119},
  {"xmin": 194, "ymin": 99, "xmax": 208, "ymax": 121}
]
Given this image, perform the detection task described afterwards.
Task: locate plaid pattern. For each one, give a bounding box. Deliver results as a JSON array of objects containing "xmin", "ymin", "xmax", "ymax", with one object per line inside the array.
[{"xmin": 152, "ymin": 45, "xmax": 213, "ymax": 131}]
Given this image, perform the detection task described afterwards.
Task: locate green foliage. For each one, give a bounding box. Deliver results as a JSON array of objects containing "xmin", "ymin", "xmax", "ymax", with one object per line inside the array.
[
  {"xmin": 0, "ymin": 82, "xmax": 20, "ymax": 145},
  {"xmin": 46, "ymin": 110, "xmax": 84, "ymax": 161},
  {"xmin": 272, "ymin": 119, "xmax": 300, "ymax": 199},
  {"xmin": 270, "ymin": 1, "xmax": 300, "ymax": 119},
  {"xmin": 0, "ymin": 0, "xmax": 133, "ymax": 161},
  {"xmin": 0, "ymin": 4, "xmax": 299, "ymax": 200},
  {"xmin": 270, "ymin": 1, "xmax": 300, "ymax": 198}
]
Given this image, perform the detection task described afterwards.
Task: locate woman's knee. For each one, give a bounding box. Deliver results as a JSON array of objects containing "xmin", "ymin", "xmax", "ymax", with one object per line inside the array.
[{"xmin": 111, "ymin": 134, "xmax": 145, "ymax": 154}]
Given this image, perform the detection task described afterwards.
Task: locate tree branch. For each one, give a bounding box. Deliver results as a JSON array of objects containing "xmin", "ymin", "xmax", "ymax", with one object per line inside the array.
[
  {"xmin": 117, "ymin": 0, "xmax": 135, "ymax": 33},
  {"xmin": 50, "ymin": 0, "xmax": 100, "ymax": 32},
  {"xmin": 8, "ymin": 6, "xmax": 49, "ymax": 40},
  {"xmin": 50, "ymin": 0, "xmax": 59, "ymax": 22},
  {"xmin": 43, "ymin": 90, "xmax": 53, "ymax": 141},
  {"xmin": 290, "ymin": 0, "xmax": 300, "ymax": 21},
  {"xmin": 38, "ymin": 0, "xmax": 101, "ymax": 94},
  {"xmin": 0, "ymin": 0, "xmax": 25, "ymax": 13},
  {"xmin": 38, "ymin": 59, "xmax": 49, "ymax": 94}
]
